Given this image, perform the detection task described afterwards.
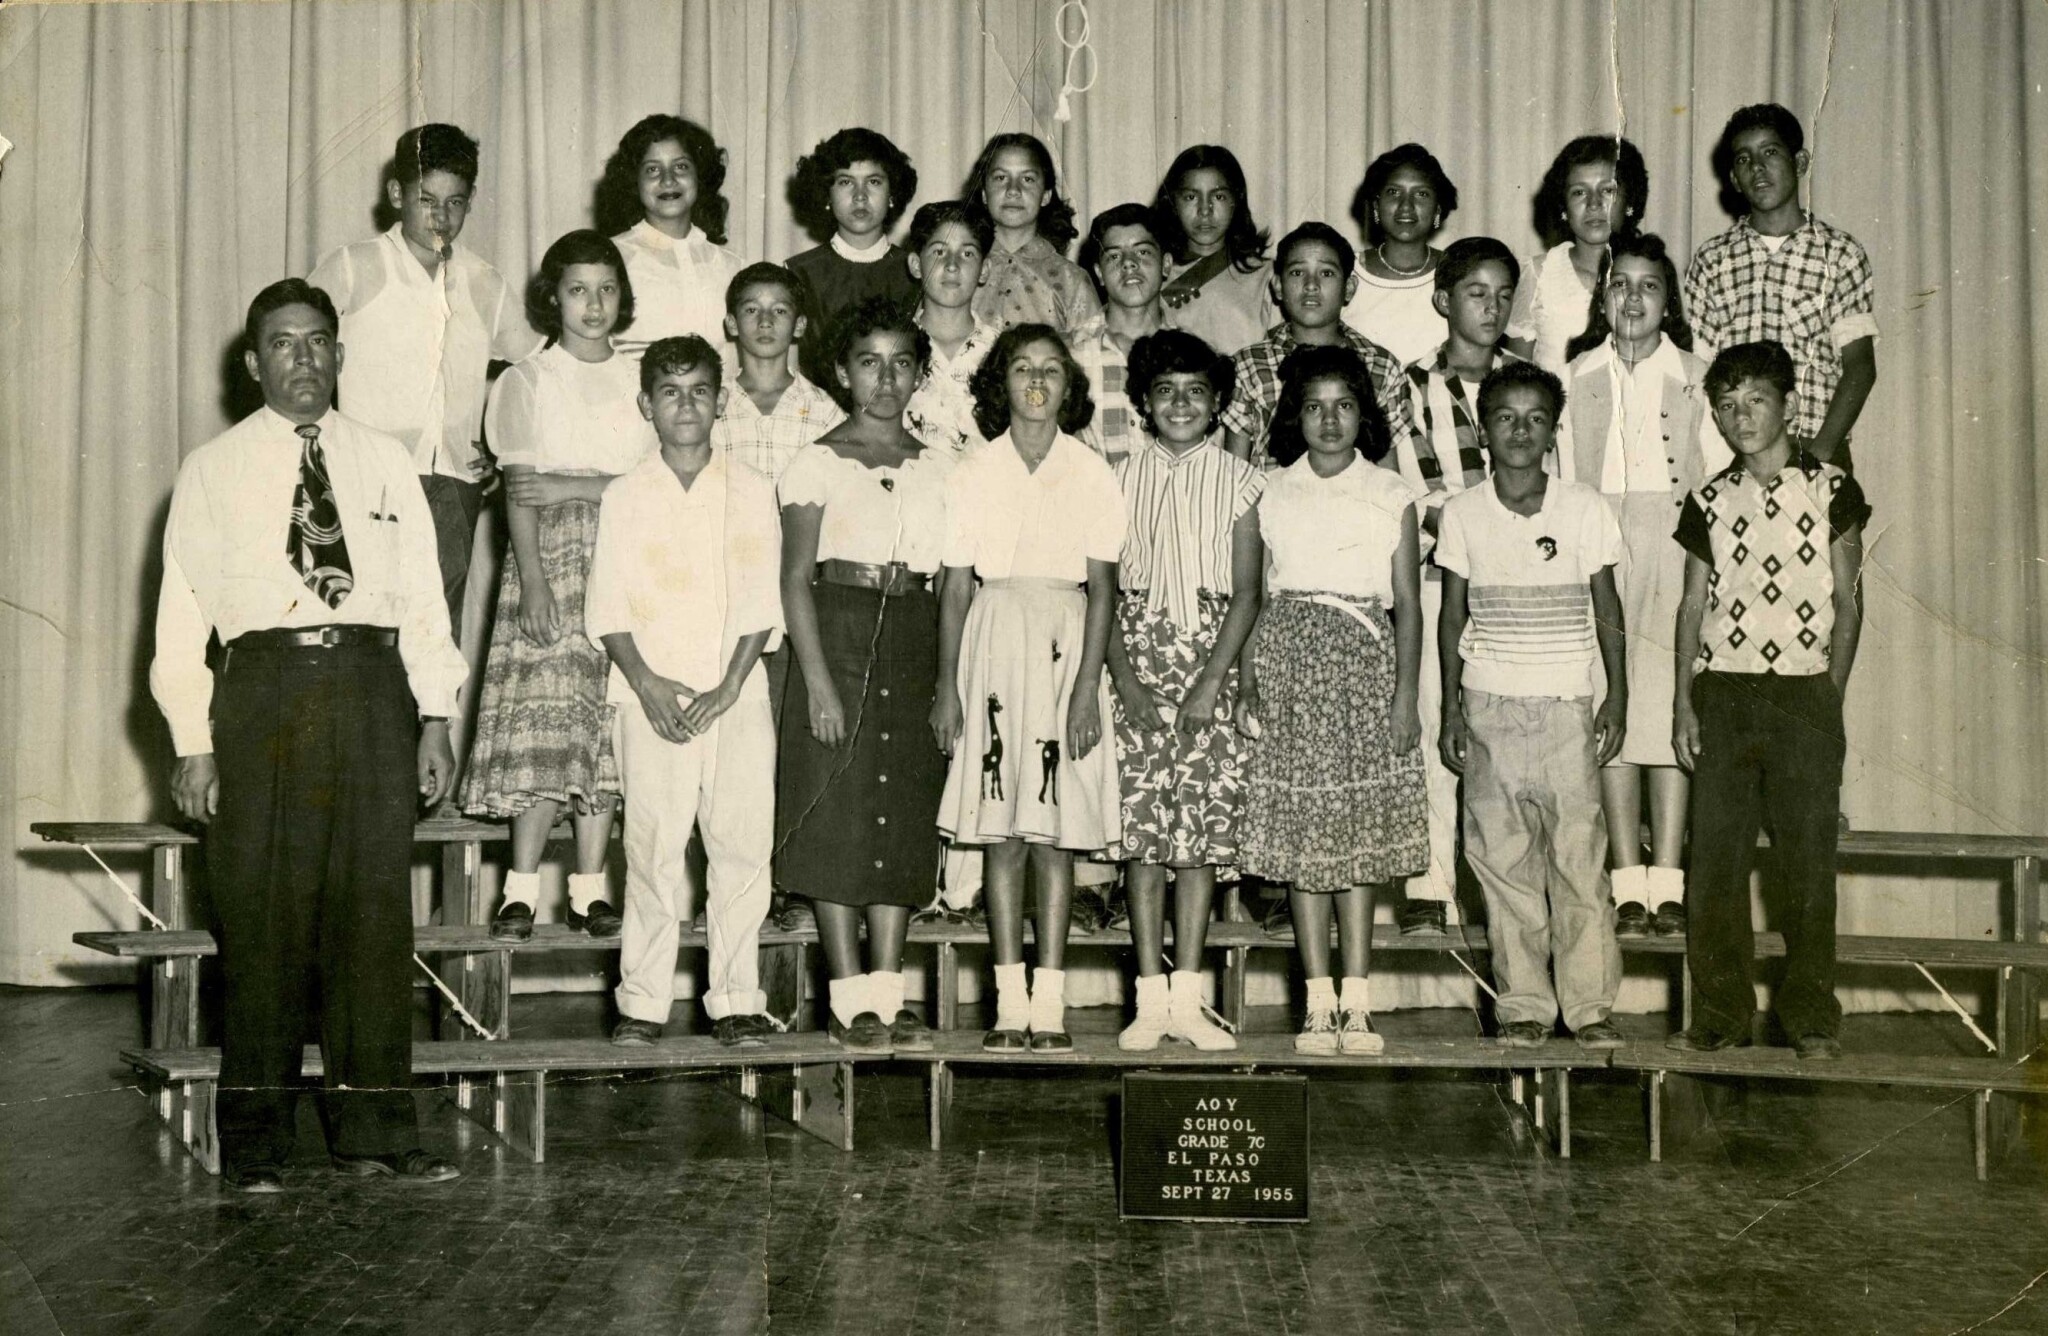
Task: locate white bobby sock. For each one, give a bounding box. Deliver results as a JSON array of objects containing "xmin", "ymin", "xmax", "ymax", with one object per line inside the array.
[
  {"xmin": 1340, "ymin": 975, "xmax": 1371, "ymax": 1011},
  {"xmin": 1030, "ymin": 966, "xmax": 1067, "ymax": 1033},
  {"xmin": 993, "ymin": 961, "xmax": 1030, "ymax": 1031},
  {"xmin": 1305, "ymin": 975, "xmax": 1338, "ymax": 1011},
  {"xmin": 1611, "ymin": 864, "xmax": 1649, "ymax": 908},
  {"xmin": 1646, "ymin": 866, "xmax": 1685, "ymax": 907},
  {"xmin": 869, "ymin": 970, "xmax": 907, "ymax": 1019},
  {"xmin": 567, "ymin": 872, "xmax": 608, "ymax": 915},
  {"xmin": 501, "ymin": 870, "xmax": 541, "ymax": 909},
  {"xmin": 828, "ymin": 973, "xmax": 871, "ymax": 1028}
]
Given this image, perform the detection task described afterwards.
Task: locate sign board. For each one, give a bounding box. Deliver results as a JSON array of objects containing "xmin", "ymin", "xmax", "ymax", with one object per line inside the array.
[{"xmin": 1119, "ymin": 1072, "xmax": 1309, "ymax": 1222}]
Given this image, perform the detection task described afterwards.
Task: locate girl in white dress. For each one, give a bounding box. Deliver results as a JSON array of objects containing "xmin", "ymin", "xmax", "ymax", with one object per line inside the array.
[
  {"xmin": 599, "ymin": 114, "xmax": 744, "ymax": 362},
  {"xmin": 1341, "ymin": 143, "xmax": 1461, "ymax": 367}
]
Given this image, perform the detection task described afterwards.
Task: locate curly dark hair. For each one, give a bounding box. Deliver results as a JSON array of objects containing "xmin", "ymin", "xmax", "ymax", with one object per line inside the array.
[
  {"xmin": 959, "ymin": 133, "xmax": 1078, "ymax": 254},
  {"xmin": 597, "ymin": 114, "xmax": 731, "ymax": 243},
  {"xmin": 1149, "ymin": 144, "xmax": 1271, "ymax": 272},
  {"xmin": 1532, "ymin": 134, "xmax": 1649, "ymax": 249},
  {"xmin": 524, "ymin": 230, "xmax": 634, "ymax": 341},
  {"xmin": 1563, "ymin": 232, "xmax": 1692, "ymax": 364},
  {"xmin": 639, "ymin": 334, "xmax": 723, "ymax": 398},
  {"xmin": 789, "ymin": 127, "xmax": 919, "ymax": 242},
  {"xmin": 968, "ymin": 323, "xmax": 1094, "ymax": 440},
  {"xmin": 822, "ymin": 296, "xmax": 932, "ymax": 413},
  {"xmin": 1267, "ymin": 345, "xmax": 1392, "ymax": 467},
  {"xmin": 1476, "ymin": 360, "xmax": 1567, "ymax": 422},
  {"xmin": 1125, "ymin": 329, "xmax": 1232, "ymax": 435},
  {"xmin": 1349, "ymin": 142, "xmax": 1459, "ymax": 245}
]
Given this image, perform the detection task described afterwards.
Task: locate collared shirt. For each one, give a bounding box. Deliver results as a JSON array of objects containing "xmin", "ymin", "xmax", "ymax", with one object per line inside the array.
[
  {"xmin": 941, "ymin": 431, "xmax": 1125, "ymax": 583},
  {"xmin": 610, "ymin": 221, "xmax": 745, "ymax": 362},
  {"xmin": 1162, "ymin": 257, "xmax": 1276, "ymax": 358},
  {"xmin": 151, "ymin": 407, "xmax": 468, "ymax": 754},
  {"xmin": 778, "ymin": 441, "xmax": 956, "ymax": 574},
  {"xmin": 485, "ymin": 345, "xmax": 655, "ymax": 476},
  {"xmin": 1067, "ymin": 314, "xmax": 1150, "ymax": 465},
  {"xmin": 1556, "ymin": 339, "xmax": 1732, "ymax": 497},
  {"xmin": 1437, "ymin": 477, "xmax": 1623, "ymax": 699},
  {"xmin": 1505, "ymin": 242, "xmax": 1596, "ymax": 374},
  {"xmin": 1674, "ymin": 454, "xmax": 1871, "ymax": 677},
  {"xmin": 905, "ymin": 310, "xmax": 1001, "ymax": 457},
  {"xmin": 308, "ymin": 224, "xmax": 542, "ymax": 480},
  {"xmin": 1260, "ymin": 453, "xmax": 1420, "ymax": 604},
  {"xmin": 971, "ymin": 234, "xmax": 1103, "ymax": 335},
  {"xmin": 1114, "ymin": 434, "xmax": 1263, "ymax": 631},
  {"xmin": 1683, "ymin": 213, "xmax": 1880, "ymax": 440},
  {"xmin": 710, "ymin": 373, "xmax": 846, "ymax": 483},
  {"xmin": 585, "ymin": 452, "xmax": 784, "ymax": 706},
  {"xmin": 1394, "ymin": 342, "xmax": 1526, "ymax": 506},
  {"xmin": 1219, "ymin": 320, "xmax": 1416, "ymax": 469}
]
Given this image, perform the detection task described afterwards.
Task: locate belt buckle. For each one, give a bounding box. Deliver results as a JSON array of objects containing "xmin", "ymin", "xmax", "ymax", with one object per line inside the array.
[{"xmin": 316, "ymin": 626, "xmax": 344, "ymax": 648}]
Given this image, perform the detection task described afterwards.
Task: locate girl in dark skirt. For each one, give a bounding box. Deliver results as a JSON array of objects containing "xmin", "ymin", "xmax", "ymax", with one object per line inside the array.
[
  {"xmin": 777, "ymin": 298, "xmax": 954, "ymax": 1053},
  {"xmin": 1107, "ymin": 331, "xmax": 1264, "ymax": 1052},
  {"xmin": 1239, "ymin": 345, "xmax": 1428, "ymax": 1055}
]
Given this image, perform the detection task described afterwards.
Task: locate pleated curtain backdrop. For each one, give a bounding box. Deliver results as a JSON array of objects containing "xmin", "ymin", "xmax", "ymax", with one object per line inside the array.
[{"xmin": 2, "ymin": 0, "xmax": 2043, "ymax": 1001}]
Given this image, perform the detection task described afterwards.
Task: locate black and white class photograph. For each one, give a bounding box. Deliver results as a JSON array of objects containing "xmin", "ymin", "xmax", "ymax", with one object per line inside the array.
[{"xmin": 1, "ymin": 0, "xmax": 2044, "ymax": 1331}]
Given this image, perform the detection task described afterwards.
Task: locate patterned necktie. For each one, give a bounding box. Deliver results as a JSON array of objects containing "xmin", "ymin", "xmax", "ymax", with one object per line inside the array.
[{"xmin": 285, "ymin": 423, "xmax": 354, "ymax": 608}]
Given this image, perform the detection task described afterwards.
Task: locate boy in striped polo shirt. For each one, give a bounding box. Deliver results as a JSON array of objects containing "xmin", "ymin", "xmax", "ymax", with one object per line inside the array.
[{"xmin": 1437, "ymin": 362, "xmax": 1627, "ymax": 1050}]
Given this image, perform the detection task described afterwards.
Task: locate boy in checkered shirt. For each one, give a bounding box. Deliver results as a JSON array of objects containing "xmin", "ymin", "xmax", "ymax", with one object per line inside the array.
[
  {"xmin": 1667, "ymin": 340, "xmax": 1869, "ymax": 1061},
  {"xmin": 1684, "ymin": 104, "xmax": 1878, "ymax": 470}
]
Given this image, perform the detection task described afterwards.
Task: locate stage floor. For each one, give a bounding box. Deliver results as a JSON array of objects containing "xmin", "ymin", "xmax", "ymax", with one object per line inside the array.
[{"xmin": 2, "ymin": 985, "xmax": 2042, "ymax": 1335}]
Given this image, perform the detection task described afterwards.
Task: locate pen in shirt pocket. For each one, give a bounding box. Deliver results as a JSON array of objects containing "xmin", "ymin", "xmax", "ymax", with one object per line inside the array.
[{"xmin": 370, "ymin": 484, "xmax": 400, "ymax": 523}]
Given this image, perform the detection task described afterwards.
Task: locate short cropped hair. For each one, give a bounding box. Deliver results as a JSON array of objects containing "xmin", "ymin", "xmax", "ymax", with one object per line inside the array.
[
  {"xmin": 1076, "ymin": 202, "xmax": 1164, "ymax": 292},
  {"xmin": 640, "ymin": 334, "xmax": 724, "ymax": 398},
  {"xmin": 824, "ymin": 296, "xmax": 932, "ymax": 411},
  {"xmin": 1704, "ymin": 339, "xmax": 1797, "ymax": 403},
  {"xmin": 724, "ymin": 261, "xmax": 809, "ymax": 318},
  {"xmin": 1712, "ymin": 103, "xmax": 1806, "ymax": 183},
  {"xmin": 1267, "ymin": 345, "xmax": 1391, "ymax": 467},
  {"xmin": 1273, "ymin": 221, "xmax": 1357, "ymax": 281},
  {"xmin": 1349, "ymin": 142, "xmax": 1460, "ymax": 245},
  {"xmin": 245, "ymin": 278, "xmax": 339, "ymax": 350},
  {"xmin": 968, "ymin": 323, "xmax": 1095, "ymax": 440},
  {"xmin": 1476, "ymin": 360, "xmax": 1567, "ymax": 421},
  {"xmin": 1125, "ymin": 329, "xmax": 1233, "ymax": 435},
  {"xmin": 1149, "ymin": 144, "xmax": 1271, "ymax": 272},
  {"xmin": 907, "ymin": 199, "xmax": 994, "ymax": 256},
  {"xmin": 598, "ymin": 114, "xmax": 732, "ymax": 244},
  {"xmin": 1434, "ymin": 236, "xmax": 1521, "ymax": 296},
  {"xmin": 1533, "ymin": 135, "xmax": 1650, "ymax": 249},
  {"xmin": 525, "ymin": 230, "xmax": 635, "ymax": 340},
  {"xmin": 960, "ymin": 133, "xmax": 1078, "ymax": 254},
  {"xmin": 790, "ymin": 127, "xmax": 919, "ymax": 240},
  {"xmin": 1563, "ymin": 231, "xmax": 1690, "ymax": 363},
  {"xmin": 394, "ymin": 123, "xmax": 479, "ymax": 188}
]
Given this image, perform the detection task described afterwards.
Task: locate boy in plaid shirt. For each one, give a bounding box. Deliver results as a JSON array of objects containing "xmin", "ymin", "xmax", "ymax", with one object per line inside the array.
[
  {"xmin": 1685, "ymin": 104, "xmax": 1878, "ymax": 469},
  {"xmin": 1068, "ymin": 203, "xmax": 1170, "ymax": 466}
]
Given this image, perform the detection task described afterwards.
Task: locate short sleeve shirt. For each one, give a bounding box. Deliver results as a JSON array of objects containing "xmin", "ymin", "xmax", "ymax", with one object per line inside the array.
[
  {"xmin": 610, "ymin": 221, "xmax": 745, "ymax": 363},
  {"xmin": 1114, "ymin": 434, "xmax": 1263, "ymax": 630},
  {"xmin": 778, "ymin": 442, "xmax": 956, "ymax": 574},
  {"xmin": 1437, "ymin": 477, "xmax": 1624, "ymax": 698},
  {"xmin": 1219, "ymin": 321, "xmax": 1416, "ymax": 469},
  {"xmin": 905, "ymin": 311, "xmax": 1001, "ymax": 458},
  {"xmin": 1259, "ymin": 454, "xmax": 1420, "ymax": 604},
  {"xmin": 941, "ymin": 431, "xmax": 1125, "ymax": 582},
  {"xmin": 1674, "ymin": 455, "xmax": 1871, "ymax": 676},
  {"xmin": 710, "ymin": 373, "xmax": 846, "ymax": 483},
  {"xmin": 485, "ymin": 345, "xmax": 655, "ymax": 476},
  {"xmin": 971, "ymin": 234, "xmax": 1103, "ymax": 335},
  {"xmin": 1067, "ymin": 315, "xmax": 1141, "ymax": 465}
]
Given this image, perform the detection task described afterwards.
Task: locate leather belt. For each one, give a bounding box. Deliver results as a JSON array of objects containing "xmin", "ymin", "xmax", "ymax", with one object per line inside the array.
[
  {"xmin": 817, "ymin": 559, "xmax": 930, "ymax": 596},
  {"xmin": 228, "ymin": 625, "xmax": 399, "ymax": 652}
]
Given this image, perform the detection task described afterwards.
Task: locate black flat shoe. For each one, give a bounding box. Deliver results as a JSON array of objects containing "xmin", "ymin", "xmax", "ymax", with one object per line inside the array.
[
  {"xmin": 331, "ymin": 1150, "xmax": 461, "ymax": 1183},
  {"xmin": 982, "ymin": 1027, "xmax": 1028, "ymax": 1052},
  {"xmin": 827, "ymin": 1011, "xmax": 890, "ymax": 1054},
  {"xmin": 1665, "ymin": 1026, "xmax": 1753, "ymax": 1053},
  {"xmin": 223, "ymin": 1163, "xmax": 285, "ymax": 1194},
  {"xmin": 888, "ymin": 1009, "xmax": 934, "ymax": 1053},
  {"xmin": 714, "ymin": 1015, "xmax": 771, "ymax": 1049},
  {"xmin": 1398, "ymin": 900, "xmax": 1448, "ymax": 936},
  {"xmin": 1614, "ymin": 903, "xmax": 1651, "ymax": 938},
  {"xmin": 1651, "ymin": 901, "xmax": 1688, "ymax": 937},
  {"xmin": 611, "ymin": 1018, "xmax": 662, "ymax": 1046},
  {"xmin": 569, "ymin": 899, "xmax": 622, "ymax": 937},
  {"xmin": 489, "ymin": 901, "xmax": 534, "ymax": 942},
  {"xmin": 1794, "ymin": 1032, "xmax": 1842, "ymax": 1060},
  {"xmin": 1027, "ymin": 1028, "xmax": 1073, "ymax": 1053}
]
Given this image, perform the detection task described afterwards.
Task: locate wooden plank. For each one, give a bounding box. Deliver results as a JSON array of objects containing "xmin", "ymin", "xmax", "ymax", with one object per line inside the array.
[
  {"xmin": 496, "ymin": 1070, "xmax": 545, "ymax": 1163},
  {"xmin": 761, "ymin": 942, "xmax": 809, "ymax": 1032},
  {"xmin": 934, "ymin": 941, "xmax": 958, "ymax": 1032},
  {"xmin": 123, "ymin": 1034, "xmax": 858, "ymax": 1081},
  {"xmin": 1609, "ymin": 1042, "xmax": 2048, "ymax": 1093},
  {"xmin": 894, "ymin": 1031, "xmax": 1598, "ymax": 1070}
]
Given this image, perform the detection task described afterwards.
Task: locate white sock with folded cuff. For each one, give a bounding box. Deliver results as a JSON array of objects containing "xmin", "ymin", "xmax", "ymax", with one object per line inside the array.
[
  {"xmin": 567, "ymin": 872, "xmax": 608, "ymax": 915},
  {"xmin": 993, "ymin": 961, "xmax": 1030, "ymax": 1032},
  {"xmin": 1340, "ymin": 975, "xmax": 1371, "ymax": 1011},
  {"xmin": 1030, "ymin": 966, "xmax": 1067, "ymax": 1034},
  {"xmin": 501, "ymin": 870, "xmax": 541, "ymax": 909},
  {"xmin": 1611, "ymin": 864, "xmax": 1649, "ymax": 908},
  {"xmin": 1645, "ymin": 866, "xmax": 1685, "ymax": 907},
  {"xmin": 829, "ymin": 974, "xmax": 871, "ymax": 1028},
  {"xmin": 1305, "ymin": 975, "xmax": 1338, "ymax": 1012},
  {"xmin": 869, "ymin": 970, "xmax": 907, "ymax": 1020}
]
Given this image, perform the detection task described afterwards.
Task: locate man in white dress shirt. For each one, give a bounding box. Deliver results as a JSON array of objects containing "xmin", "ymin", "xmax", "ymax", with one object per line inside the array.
[{"xmin": 152, "ymin": 279, "xmax": 469, "ymax": 1192}]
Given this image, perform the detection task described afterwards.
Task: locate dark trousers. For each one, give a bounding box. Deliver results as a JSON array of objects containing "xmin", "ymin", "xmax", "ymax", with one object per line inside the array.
[
  {"xmin": 1685, "ymin": 670, "xmax": 1847, "ymax": 1040},
  {"xmin": 420, "ymin": 474, "xmax": 484, "ymax": 633},
  {"xmin": 209, "ymin": 636, "xmax": 422, "ymax": 1171}
]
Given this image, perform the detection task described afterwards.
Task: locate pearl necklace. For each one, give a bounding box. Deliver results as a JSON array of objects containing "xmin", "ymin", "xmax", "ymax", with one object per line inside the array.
[{"xmin": 1377, "ymin": 243, "xmax": 1431, "ymax": 277}]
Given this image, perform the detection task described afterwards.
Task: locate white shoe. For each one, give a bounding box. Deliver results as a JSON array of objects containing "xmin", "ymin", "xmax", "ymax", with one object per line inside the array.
[
  {"xmin": 1166, "ymin": 971, "xmax": 1236, "ymax": 1051},
  {"xmin": 1339, "ymin": 1007, "xmax": 1384, "ymax": 1055},
  {"xmin": 1119, "ymin": 974, "xmax": 1169, "ymax": 1051},
  {"xmin": 1296, "ymin": 1004, "xmax": 1339, "ymax": 1054}
]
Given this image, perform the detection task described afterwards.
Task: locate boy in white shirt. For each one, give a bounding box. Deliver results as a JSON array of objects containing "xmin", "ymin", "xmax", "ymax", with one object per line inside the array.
[
  {"xmin": 1437, "ymin": 362, "xmax": 1627, "ymax": 1051},
  {"xmin": 587, "ymin": 336, "xmax": 784, "ymax": 1048}
]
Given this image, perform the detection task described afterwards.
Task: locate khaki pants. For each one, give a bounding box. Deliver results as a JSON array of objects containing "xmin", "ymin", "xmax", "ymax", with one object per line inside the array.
[{"xmin": 1407, "ymin": 574, "xmax": 1459, "ymax": 907}]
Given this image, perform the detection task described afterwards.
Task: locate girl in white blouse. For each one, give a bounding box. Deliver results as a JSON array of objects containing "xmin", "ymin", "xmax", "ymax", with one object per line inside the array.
[
  {"xmin": 463, "ymin": 231, "xmax": 655, "ymax": 940},
  {"xmin": 1505, "ymin": 136, "xmax": 1651, "ymax": 373},
  {"xmin": 598, "ymin": 114, "xmax": 744, "ymax": 363},
  {"xmin": 933, "ymin": 324, "xmax": 1125, "ymax": 1052},
  {"xmin": 1556, "ymin": 233, "xmax": 1731, "ymax": 938},
  {"xmin": 1239, "ymin": 345, "xmax": 1428, "ymax": 1056},
  {"xmin": 777, "ymin": 299, "xmax": 955, "ymax": 1054}
]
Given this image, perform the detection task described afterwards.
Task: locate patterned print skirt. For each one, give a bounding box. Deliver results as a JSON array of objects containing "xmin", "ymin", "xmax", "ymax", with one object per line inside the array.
[
  {"xmin": 938, "ymin": 579, "xmax": 1120, "ymax": 851},
  {"xmin": 777, "ymin": 582, "xmax": 945, "ymax": 907},
  {"xmin": 1239, "ymin": 593, "xmax": 1426, "ymax": 891},
  {"xmin": 1111, "ymin": 590, "xmax": 1246, "ymax": 866},
  {"xmin": 460, "ymin": 499, "xmax": 620, "ymax": 817}
]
